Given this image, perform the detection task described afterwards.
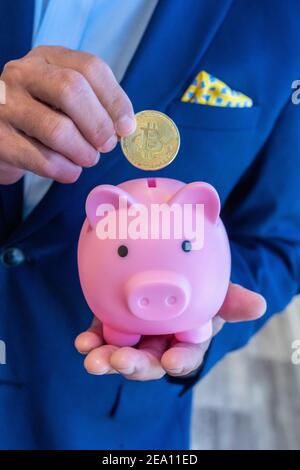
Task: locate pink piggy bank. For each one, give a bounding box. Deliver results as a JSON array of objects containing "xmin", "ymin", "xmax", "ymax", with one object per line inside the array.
[{"xmin": 78, "ymin": 178, "xmax": 231, "ymax": 346}]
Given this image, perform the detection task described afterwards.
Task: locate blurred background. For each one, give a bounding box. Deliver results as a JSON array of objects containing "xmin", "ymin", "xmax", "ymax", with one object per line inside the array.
[{"xmin": 192, "ymin": 296, "xmax": 300, "ymax": 450}]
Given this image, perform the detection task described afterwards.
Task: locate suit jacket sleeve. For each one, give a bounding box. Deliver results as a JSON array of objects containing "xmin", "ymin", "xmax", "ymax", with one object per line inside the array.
[{"xmin": 168, "ymin": 97, "xmax": 300, "ymax": 391}]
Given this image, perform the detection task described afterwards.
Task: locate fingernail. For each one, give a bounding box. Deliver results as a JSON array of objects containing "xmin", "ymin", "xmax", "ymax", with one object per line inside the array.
[
  {"xmin": 115, "ymin": 115, "xmax": 136, "ymax": 136},
  {"xmin": 86, "ymin": 151, "xmax": 101, "ymax": 167},
  {"xmin": 117, "ymin": 366, "xmax": 135, "ymax": 375},
  {"xmin": 167, "ymin": 367, "xmax": 184, "ymax": 375},
  {"xmin": 98, "ymin": 135, "xmax": 117, "ymax": 153},
  {"xmin": 77, "ymin": 349, "xmax": 89, "ymax": 355},
  {"xmin": 89, "ymin": 367, "xmax": 110, "ymax": 375}
]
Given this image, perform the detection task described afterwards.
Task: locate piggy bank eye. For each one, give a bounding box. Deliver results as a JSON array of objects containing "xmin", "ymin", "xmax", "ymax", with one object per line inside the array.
[
  {"xmin": 181, "ymin": 240, "xmax": 192, "ymax": 252},
  {"xmin": 117, "ymin": 245, "xmax": 128, "ymax": 257}
]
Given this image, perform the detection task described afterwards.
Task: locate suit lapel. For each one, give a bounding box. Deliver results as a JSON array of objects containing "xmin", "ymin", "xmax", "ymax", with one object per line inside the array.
[{"xmin": 8, "ymin": 0, "xmax": 233, "ymax": 244}]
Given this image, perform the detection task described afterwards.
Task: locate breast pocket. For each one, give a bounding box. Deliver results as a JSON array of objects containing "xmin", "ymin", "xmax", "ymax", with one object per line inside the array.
[
  {"xmin": 0, "ymin": 363, "xmax": 22, "ymax": 387},
  {"xmin": 0, "ymin": 339, "xmax": 23, "ymax": 387},
  {"xmin": 160, "ymin": 100, "xmax": 262, "ymax": 203}
]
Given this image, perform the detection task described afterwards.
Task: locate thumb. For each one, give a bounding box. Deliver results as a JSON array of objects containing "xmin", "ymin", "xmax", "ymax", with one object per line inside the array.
[{"xmin": 219, "ymin": 283, "xmax": 267, "ymax": 323}]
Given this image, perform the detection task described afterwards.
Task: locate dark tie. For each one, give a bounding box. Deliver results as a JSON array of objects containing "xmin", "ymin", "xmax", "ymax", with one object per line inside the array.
[{"xmin": 0, "ymin": 0, "xmax": 34, "ymax": 244}]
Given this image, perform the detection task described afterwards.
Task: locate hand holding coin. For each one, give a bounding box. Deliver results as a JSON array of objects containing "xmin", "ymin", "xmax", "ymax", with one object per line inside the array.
[{"xmin": 121, "ymin": 110, "xmax": 180, "ymax": 170}]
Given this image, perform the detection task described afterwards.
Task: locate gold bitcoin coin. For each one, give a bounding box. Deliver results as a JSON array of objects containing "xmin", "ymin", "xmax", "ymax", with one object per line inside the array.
[{"xmin": 120, "ymin": 110, "xmax": 180, "ymax": 170}]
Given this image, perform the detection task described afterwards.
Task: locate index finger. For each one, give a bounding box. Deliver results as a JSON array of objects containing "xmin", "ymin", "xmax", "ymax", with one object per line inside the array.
[
  {"xmin": 36, "ymin": 46, "xmax": 136, "ymax": 137},
  {"xmin": 75, "ymin": 318, "xmax": 104, "ymax": 354},
  {"xmin": 110, "ymin": 336, "xmax": 170, "ymax": 380}
]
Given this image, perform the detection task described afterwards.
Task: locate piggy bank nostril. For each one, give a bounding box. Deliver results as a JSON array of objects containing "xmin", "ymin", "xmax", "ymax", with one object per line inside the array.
[
  {"xmin": 139, "ymin": 297, "xmax": 150, "ymax": 307},
  {"xmin": 166, "ymin": 295, "xmax": 177, "ymax": 306}
]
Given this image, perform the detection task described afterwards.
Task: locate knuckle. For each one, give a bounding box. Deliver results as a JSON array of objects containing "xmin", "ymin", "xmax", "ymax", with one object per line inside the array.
[
  {"xmin": 94, "ymin": 121, "xmax": 115, "ymax": 144},
  {"xmin": 110, "ymin": 90, "xmax": 133, "ymax": 118},
  {"xmin": 45, "ymin": 116, "xmax": 72, "ymax": 144},
  {"xmin": 43, "ymin": 162, "xmax": 60, "ymax": 181},
  {"xmin": 17, "ymin": 144, "xmax": 38, "ymax": 172},
  {"xmin": 2, "ymin": 60, "xmax": 23, "ymax": 82},
  {"xmin": 57, "ymin": 70, "xmax": 86, "ymax": 102},
  {"xmin": 42, "ymin": 160, "xmax": 61, "ymax": 180},
  {"xmin": 75, "ymin": 145, "xmax": 99, "ymax": 167},
  {"xmin": 30, "ymin": 45, "xmax": 47, "ymax": 56},
  {"xmin": 98, "ymin": 59, "xmax": 113, "ymax": 77},
  {"xmin": 45, "ymin": 160, "xmax": 81, "ymax": 183},
  {"xmin": 84, "ymin": 55, "xmax": 111, "ymax": 78},
  {"xmin": 2, "ymin": 56, "xmax": 39, "ymax": 85},
  {"xmin": 30, "ymin": 44, "xmax": 68, "ymax": 56},
  {"xmin": 3, "ymin": 59, "xmax": 18, "ymax": 72}
]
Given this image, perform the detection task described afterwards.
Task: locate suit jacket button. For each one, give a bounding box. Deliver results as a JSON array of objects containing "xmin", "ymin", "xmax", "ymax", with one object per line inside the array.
[{"xmin": 0, "ymin": 247, "xmax": 26, "ymax": 267}]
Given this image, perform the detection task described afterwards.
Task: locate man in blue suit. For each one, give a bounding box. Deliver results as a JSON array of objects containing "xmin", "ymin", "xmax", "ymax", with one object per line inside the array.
[{"xmin": 0, "ymin": 0, "xmax": 299, "ymax": 450}]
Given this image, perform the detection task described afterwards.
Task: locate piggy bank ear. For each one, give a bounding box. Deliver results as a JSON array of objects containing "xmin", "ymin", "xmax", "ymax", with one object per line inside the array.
[
  {"xmin": 169, "ymin": 182, "xmax": 220, "ymax": 224},
  {"xmin": 86, "ymin": 184, "xmax": 137, "ymax": 228}
]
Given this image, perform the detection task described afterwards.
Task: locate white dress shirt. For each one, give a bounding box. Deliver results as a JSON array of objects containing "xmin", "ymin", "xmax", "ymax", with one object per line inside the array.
[{"xmin": 23, "ymin": 0, "xmax": 158, "ymax": 218}]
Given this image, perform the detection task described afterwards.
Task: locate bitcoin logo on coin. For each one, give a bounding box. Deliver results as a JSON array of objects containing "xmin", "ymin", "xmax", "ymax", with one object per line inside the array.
[{"xmin": 121, "ymin": 110, "xmax": 180, "ymax": 170}]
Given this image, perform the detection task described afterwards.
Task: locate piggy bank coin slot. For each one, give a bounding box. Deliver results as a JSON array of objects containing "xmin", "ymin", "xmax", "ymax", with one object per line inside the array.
[{"xmin": 147, "ymin": 178, "xmax": 157, "ymax": 188}]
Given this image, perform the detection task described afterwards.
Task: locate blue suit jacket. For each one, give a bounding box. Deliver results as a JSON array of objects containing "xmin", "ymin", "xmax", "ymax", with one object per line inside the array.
[{"xmin": 1, "ymin": 0, "xmax": 300, "ymax": 450}]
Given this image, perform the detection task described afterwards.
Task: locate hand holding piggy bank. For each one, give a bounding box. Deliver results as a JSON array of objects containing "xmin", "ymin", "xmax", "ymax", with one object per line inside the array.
[{"xmin": 78, "ymin": 177, "xmax": 231, "ymax": 347}]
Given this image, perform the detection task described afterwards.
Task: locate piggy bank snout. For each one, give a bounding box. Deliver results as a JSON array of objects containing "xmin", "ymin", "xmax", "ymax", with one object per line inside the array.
[{"xmin": 125, "ymin": 271, "xmax": 190, "ymax": 321}]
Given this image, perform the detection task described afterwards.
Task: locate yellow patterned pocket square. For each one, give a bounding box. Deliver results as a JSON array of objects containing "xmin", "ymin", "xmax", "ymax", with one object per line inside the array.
[{"xmin": 181, "ymin": 70, "xmax": 253, "ymax": 108}]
